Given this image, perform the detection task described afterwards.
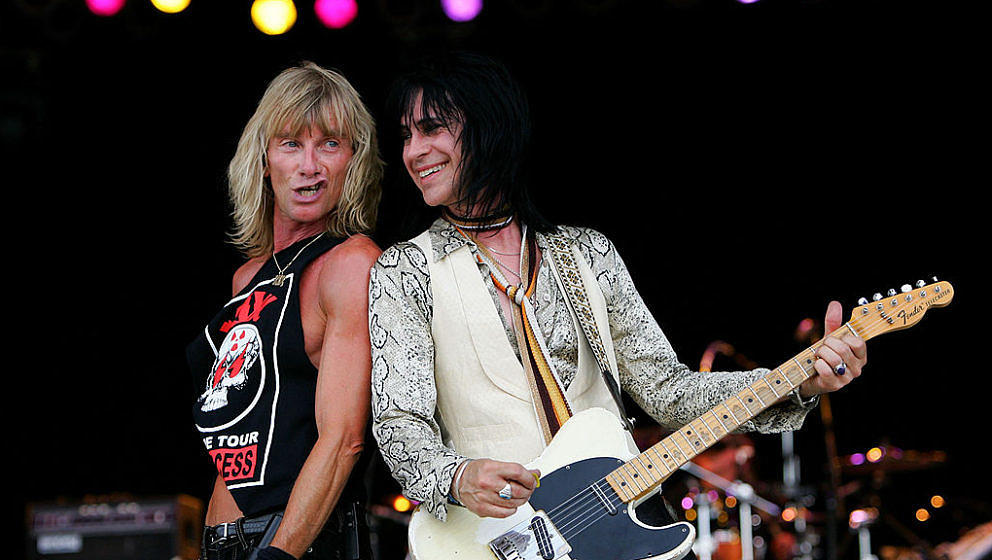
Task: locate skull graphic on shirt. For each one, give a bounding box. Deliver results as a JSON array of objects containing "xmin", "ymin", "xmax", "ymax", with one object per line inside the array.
[{"xmin": 199, "ymin": 324, "xmax": 261, "ymax": 412}]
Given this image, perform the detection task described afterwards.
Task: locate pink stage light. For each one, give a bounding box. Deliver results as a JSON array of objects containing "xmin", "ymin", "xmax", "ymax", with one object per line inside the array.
[
  {"xmin": 441, "ymin": 0, "xmax": 483, "ymax": 22},
  {"xmin": 87, "ymin": 0, "xmax": 126, "ymax": 16},
  {"xmin": 314, "ymin": 0, "xmax": 358, "ymax": 29}
]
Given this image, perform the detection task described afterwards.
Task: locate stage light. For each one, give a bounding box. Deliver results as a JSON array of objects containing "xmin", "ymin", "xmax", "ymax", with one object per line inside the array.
[
  {"xmin": 315, "ymin": 0, "xmax": 357, "ymax": 28},
  {"xmin": 441, "ymin": 0, "xmax": 483, "ymax": 21},
  {"xmin": 151, "ymin": 0, "xmax": 190, "ymax": 13},
  {"xmin": 916, "ymin": 508, "xmax": 930, "ymax": 522},
  {"xmin": 931, "ymin": 495, "xmax": 945, "ymax": 508},
  {"xmin": 849, "ymin": 453, "xmax": 866, "ymax": 466},
  {"xmin": 782, "ymin": 507, "xmax": 797, "ymax": 522},
  {"xmin": 866, "ymin": 447, "xmax": 884, "ymax": 463},
  {"xmin": 725, "ymin": 496, "xmax": 737, "ymax": 508},
  {"xmin": 392, "ymin": 495, "xmax": 412, "ymax": 513},
  {"xmin": 252, "ymin": 0, "xmax": 297, "ymax": 35},
  {"xmin": 87, "ymin": 0, "xmax": 126, "ymax": 16},
  {"xmin": 681, "ymin": 496, "xmax": 694, "ymax": 510},
  {"xmin": 685, "ymin": 508, "xmax": 697, "ymax": 521},
  {"xmin": 849, "ymin": 508, "xmax": 878, "ymax": 530}
]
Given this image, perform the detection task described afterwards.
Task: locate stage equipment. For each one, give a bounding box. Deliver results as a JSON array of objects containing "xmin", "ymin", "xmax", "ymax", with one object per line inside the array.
[
  {"xmin": 849, "ymin": 508, "xmax": 880, "ymax": 560},
  {"xmin": 681, "ymin": 460, "xmax": 780, "ymax": 560},
  {"xmin": 26, "ymin": 495, "xmax": 203, "ymax": 560}
]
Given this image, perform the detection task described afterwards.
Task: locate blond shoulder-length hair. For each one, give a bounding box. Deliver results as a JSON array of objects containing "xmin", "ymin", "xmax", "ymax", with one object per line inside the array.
[{"xmin": 228, "ymin": 62, "xmax": 383, "ymax": 259}]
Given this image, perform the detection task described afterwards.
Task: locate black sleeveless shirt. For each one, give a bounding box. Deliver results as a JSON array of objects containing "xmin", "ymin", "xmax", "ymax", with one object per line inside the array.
[{"xmin": 188, "ymin": 233, "xmax": 366, "ymax": 516}]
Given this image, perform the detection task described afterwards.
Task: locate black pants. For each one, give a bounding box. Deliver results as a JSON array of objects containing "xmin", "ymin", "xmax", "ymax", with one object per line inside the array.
[{"xmin": 202, "ymin": 503, "xmax": 372, "ymax": 560}]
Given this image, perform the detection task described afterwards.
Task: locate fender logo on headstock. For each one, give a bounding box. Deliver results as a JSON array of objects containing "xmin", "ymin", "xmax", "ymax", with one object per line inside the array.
[{"xmin": 898, "ymin": 286, "xmax": 950, "ymax": 325}]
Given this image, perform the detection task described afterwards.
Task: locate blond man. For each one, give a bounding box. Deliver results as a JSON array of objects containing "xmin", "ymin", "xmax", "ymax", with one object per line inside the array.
[{"xmin": 188, "ymin": 62, "xmax": 382, "ymax": 560}]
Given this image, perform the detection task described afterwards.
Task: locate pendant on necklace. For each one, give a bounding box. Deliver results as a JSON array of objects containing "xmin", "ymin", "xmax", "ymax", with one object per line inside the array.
[{"xmin": 272, "ymin": 274, "xmax": 287, "ymax": 287}]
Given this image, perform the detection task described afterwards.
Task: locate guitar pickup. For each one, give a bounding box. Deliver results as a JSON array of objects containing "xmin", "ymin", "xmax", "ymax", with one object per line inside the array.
[{"xmin": 489, "ymin": 511, "xmax": 572, "ymax": 560}]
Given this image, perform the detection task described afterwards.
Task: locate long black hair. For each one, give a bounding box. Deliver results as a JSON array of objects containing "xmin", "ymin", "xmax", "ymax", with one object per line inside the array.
[{"xmin": 388, "ymin": 51, "xmax": 555, "ymax": 232}]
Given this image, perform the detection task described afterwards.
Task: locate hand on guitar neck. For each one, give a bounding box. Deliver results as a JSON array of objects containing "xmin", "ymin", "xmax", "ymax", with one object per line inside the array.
[
  {"xmin": 795, "ymin": 300, "xmax": 868, "ymax": 400},
  {"xmin": 452, "ymin": 458, "xmax": 542, "ymax": 518}
]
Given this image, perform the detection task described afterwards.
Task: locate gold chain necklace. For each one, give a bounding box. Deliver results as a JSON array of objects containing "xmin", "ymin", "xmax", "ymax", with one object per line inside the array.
[{"xmin": 271, "ymin": 233, "xmax": 325, "ymax": 287}]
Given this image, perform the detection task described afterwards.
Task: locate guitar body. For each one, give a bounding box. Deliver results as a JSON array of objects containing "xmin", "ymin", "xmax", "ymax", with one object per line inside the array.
[{"xmin": 409, "ymin": 408, "xmax": 695, "ymax": 560}]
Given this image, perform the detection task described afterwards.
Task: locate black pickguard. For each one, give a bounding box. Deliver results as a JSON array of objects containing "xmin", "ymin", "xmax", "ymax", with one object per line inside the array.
[{"xmin": 528, "ymin": 457, "xmax": 693, "ymax": 560}]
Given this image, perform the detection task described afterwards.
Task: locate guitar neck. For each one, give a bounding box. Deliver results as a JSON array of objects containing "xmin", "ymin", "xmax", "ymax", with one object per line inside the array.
[
  {"xmin": 603, "ymin": 280, "xmax": 953, "ymax": 503},
  {"xmin": 603, "ymin": 333, "xmax": 833, "ymax": 503},
  {"xmin": 605, "ymin": 317, "xmax": 877, "ymax": 502}
]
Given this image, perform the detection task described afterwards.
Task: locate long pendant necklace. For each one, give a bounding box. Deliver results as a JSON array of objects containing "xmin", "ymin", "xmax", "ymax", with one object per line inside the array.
[{"xmin": 271, "ymin": 232, "xmax": 324, "ymax": 287}]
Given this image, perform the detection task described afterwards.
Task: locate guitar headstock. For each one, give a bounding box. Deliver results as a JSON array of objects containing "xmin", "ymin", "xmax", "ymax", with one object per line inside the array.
[{"xmin": 849, "ymin": 278, "xmax": 954, "ymax": 341}]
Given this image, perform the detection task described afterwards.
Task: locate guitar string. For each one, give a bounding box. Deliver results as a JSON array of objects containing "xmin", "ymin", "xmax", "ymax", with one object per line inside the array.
[{"xmin": 538, "ymin": 311, "xmax": 908, "ymax": 542}]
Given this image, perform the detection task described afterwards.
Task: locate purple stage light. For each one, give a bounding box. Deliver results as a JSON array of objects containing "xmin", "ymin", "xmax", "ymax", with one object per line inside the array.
[
  {"xmin": 441, "ymin": 0, "xmax": 483, "ymax": 22},
  {"xmin": 87, "ymin": 0, "xmax": 126, "ymax": 16},
  {"xmin": 315, "ymin": 0, "xmax": 358, "ymax": 29}
]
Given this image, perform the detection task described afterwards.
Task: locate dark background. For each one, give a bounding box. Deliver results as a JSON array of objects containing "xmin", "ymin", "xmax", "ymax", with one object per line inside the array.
[{"xmin": 4, "ymin": 0, "xmax": 983, "ymax": 558}]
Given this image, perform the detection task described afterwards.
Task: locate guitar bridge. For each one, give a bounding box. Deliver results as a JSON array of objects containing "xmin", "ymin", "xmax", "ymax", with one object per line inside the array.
[{"xmin": 488, "ymin": 511, "xmax": 571, "ymax": 560}]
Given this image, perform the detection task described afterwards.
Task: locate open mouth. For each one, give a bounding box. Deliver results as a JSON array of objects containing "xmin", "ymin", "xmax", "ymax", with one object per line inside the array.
[
  {"xmin": 295, "ymin": 182, "xmax": 324, "ymax": 196},
  {"xmin": 418, "ymin": 163, "xmax": 447, "ymax": 179}
]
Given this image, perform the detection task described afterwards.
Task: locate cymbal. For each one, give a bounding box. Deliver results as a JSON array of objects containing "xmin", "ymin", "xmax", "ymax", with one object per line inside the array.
[{"xmin": 837, "ymin": 448, "xmax": 946, "ymax": 475}]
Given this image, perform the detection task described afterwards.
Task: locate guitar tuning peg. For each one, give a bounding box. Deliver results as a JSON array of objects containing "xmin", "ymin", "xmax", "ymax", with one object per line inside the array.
[
  {"xmin": 901, "ymin": 284, "xmax": 912, "ymax": 293},
  {"xmin": 887, "ymin": 289, "xmax": 897, "ymax": 297},
  {"xmin": 858, "ymin": 297, "xmax": 869, "ymax": 306},
  {"xmin": 872, "ymin": 293, "xmax": 883, "ymax": 302},
  {"xmin": 932, "ymin": 276, "xmax": 939, "ymax": 282},
  {"xmin": 916, "ymin": 280, "xmax": 926, "ymax": 288}
]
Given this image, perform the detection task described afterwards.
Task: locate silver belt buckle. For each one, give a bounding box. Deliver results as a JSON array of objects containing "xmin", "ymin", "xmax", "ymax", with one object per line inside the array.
[{"xmin": 214, "ymin": 522, "xmax": 235, "ymax": 542}]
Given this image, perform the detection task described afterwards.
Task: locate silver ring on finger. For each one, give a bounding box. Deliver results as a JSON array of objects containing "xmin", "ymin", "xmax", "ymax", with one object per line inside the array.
[
  {"xmin": 834, "ymin": 361, "xmax": 847, "ymax": 376},
  {"xmin": 498, "ymin": 482, "xmax": 513, "ymax": 500}
]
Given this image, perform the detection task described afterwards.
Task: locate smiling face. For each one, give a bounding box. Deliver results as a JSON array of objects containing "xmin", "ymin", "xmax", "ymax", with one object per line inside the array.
[
  {"xmin": 265, "ymin": 122, "xmax": 353, "ymax": 234},
  {"xmin": 400, "ymin": 92, "xmax": 465, "ymax": 210}
]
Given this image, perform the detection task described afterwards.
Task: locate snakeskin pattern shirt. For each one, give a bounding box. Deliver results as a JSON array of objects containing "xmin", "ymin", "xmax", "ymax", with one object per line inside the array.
[{"xmin": 369, "ymin": 219, "xmax": 816, "ymax": 520}]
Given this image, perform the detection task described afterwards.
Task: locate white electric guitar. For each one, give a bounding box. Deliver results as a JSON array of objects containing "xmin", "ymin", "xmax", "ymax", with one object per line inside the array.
[{"xmin": 408, "ymin": 279, "xmax": 954, "ymax": 560}]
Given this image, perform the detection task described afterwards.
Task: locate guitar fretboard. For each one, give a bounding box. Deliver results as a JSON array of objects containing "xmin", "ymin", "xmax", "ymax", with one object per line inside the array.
[{"xmin": 604, "ymin": 322, "xmax": 861, "ymax": 503}]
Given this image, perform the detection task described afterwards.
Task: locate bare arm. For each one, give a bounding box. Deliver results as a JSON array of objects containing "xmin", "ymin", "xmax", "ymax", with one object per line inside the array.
[
  {"xmin": 267, "ymin": 236, "xmax": 379, "ymax": 557},
  {"xmin": 205, "ymin": 474, "xmax": 243, "ymax": 525}
]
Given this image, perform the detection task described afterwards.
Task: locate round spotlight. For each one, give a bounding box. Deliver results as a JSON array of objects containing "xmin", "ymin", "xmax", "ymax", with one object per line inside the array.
[
  {"xmin": 252, "ymin": 0, "xmax": 297, "ymax": 35},
  {"xmin": 151, "ymin": 0, "xmax": 190, "ymax": 13},
  {"xmin": 87, "ymin": 0, "xmax": 126, "ymax": 16},
  {"xmin": 392, "ymin": 495, "xmax": 412, "ymax": 513},
  {"xmin": 441, "ymin": 0, "xmax": 482, "ymax": 22},
  {"xmin": 315, "ymin": 0, "xmax": 357, "ymax": 28}
]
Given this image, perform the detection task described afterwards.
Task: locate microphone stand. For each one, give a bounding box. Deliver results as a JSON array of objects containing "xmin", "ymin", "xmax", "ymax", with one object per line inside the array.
[{"xmin": 681, "ymin": 461, "xmax": 781, "ymax": 560}]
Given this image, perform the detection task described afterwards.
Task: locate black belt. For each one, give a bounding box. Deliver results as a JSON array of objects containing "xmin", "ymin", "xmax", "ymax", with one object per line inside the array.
[{"xmin": 203, "ymin": 512, "xmax": 282, "ymax": 553}]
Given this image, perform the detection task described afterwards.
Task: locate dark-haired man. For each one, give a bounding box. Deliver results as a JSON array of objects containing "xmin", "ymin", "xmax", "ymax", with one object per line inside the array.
[{"xmin": 368, "ymin": 52, "xmax": 866, "ymax": 553}]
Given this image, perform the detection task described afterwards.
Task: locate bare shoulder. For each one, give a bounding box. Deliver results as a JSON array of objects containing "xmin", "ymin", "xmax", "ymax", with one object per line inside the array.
[
  {"xmin": 231, "ymin": 257, "xmax": 266, "ymax": 296},
  {"xmin": 315, "ymin": 234, "xmax": 382, "ymax": 310},
  {"xmin": 319, "ymin": 234, "xmax": 382, "ymax": 279}
]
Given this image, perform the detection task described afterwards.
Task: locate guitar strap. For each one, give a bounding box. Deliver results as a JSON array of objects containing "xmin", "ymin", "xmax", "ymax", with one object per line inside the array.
[{"xmin": 545, "ymin": 232, "xmax": 635, "ymax": 433}]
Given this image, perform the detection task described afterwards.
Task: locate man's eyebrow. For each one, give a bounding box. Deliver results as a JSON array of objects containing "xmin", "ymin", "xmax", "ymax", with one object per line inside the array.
[{"xmin": 414, "ymin": 117, "xmax": 443, "ymax": 129}]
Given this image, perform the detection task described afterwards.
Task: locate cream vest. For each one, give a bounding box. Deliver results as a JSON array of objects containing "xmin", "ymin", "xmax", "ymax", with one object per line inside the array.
[{"xmin": 412, "ymin": 231, "xmax": 639, "ymax": 465}]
